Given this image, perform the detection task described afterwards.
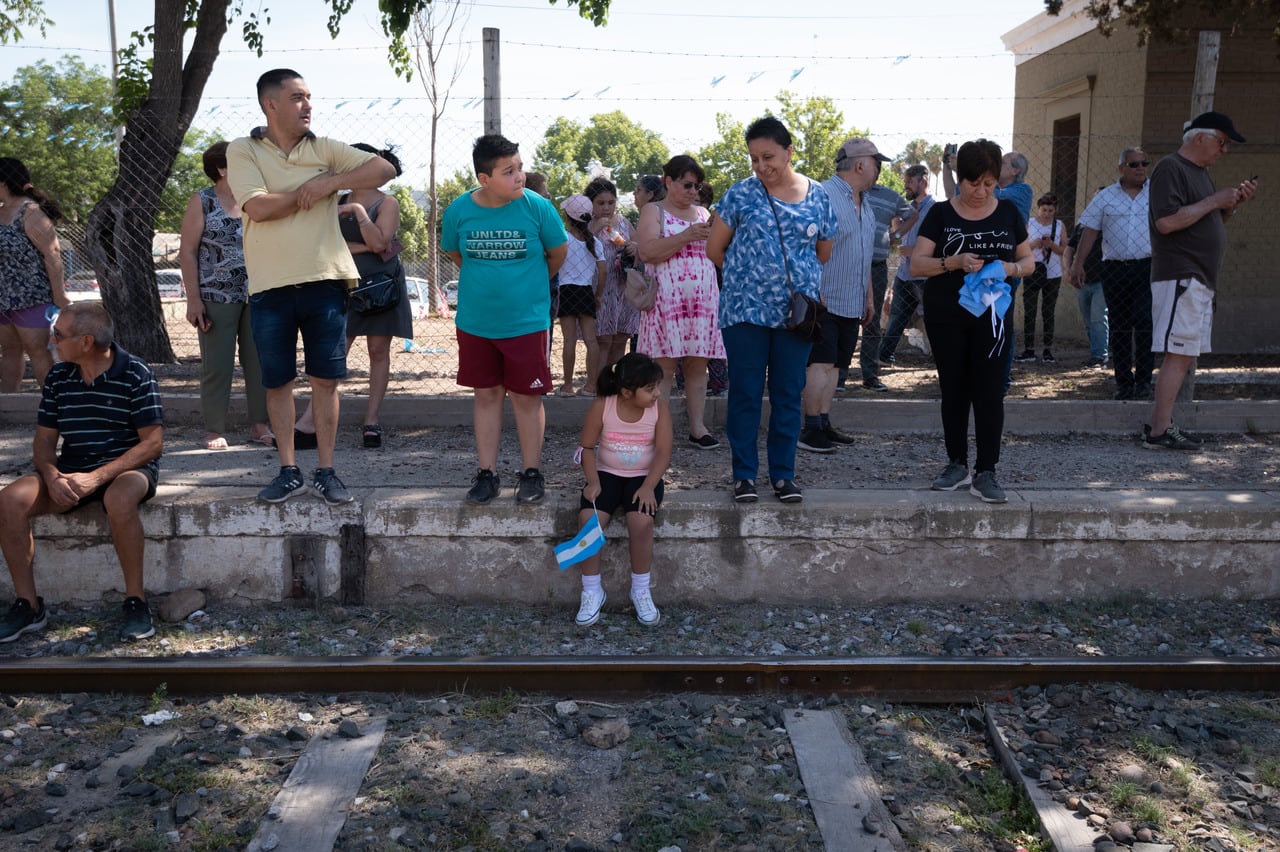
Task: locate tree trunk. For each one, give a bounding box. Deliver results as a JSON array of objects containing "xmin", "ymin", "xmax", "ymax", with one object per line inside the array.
[{"xmin": 84, "ymin": 0, "xmax": 229, "ymax": 362}]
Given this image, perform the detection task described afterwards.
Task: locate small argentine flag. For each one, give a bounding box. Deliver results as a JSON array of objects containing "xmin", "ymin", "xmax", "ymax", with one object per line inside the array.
[{"xmin": 555, "ymin": 513, "xmax": 605, "ymax": 570}]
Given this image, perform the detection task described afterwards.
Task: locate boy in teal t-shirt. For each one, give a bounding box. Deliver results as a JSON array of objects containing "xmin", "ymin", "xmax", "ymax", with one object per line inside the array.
[{"xmin": 442, "ymin": 134, "xmax": 567, "ymax": 507}]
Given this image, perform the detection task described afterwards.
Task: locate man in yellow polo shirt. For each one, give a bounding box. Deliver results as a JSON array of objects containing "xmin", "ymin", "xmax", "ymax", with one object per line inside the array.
[{"xmin": 228, "ymin": 68, "xmax": 395, "ymax": 505}]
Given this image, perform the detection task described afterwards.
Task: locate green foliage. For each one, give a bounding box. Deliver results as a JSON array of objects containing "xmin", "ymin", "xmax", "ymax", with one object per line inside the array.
[
  {"xmin": 533, "ymin": 110, "xmax": 669, "ymax": 195},
  {"xmin": 391, "ymin": 184, "xmax": 431, "ymax": 263},
  {"xmin": 694, "ymin": 92, "xmax": 869, "ymax": 197},
  {"xmin": 773, "ymin": 89, "xmax": 867, "ymax": 180},
  {"xmin": 1044, "ymin": 0, "xmax": 1279, "ymax": 46},
  {"xmin": 895, "ymin": 138, "xmax": 945, "ymax": 177},
  {"xmin": 0, "ymin": 56, "xmax": 117, "ymax": 222},
  {"xmin": 463, "ymin": 688, "xmax": 521, "ymax": 720},
  {"xmin": 0, "ymin": 0, "xmax": 52, "ymax": 43},
  {"xmin": 696, "ymin": 113, "xmax": 750, "ymax": 202},
  {"xmin": 157, "ymin": 128, "xmax": 223, "ymax": 233}
]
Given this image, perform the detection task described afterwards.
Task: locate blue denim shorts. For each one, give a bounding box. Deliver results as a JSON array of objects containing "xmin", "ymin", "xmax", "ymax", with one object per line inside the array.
[{"xmin": 249, "ymin": 280, "xmax": 349, "ymax": 389}]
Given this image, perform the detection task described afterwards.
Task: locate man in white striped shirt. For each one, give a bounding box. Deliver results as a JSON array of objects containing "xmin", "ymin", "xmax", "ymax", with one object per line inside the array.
[{"xmin": 799, "ymin": 138, "xmax": 884, "ymax": 454}]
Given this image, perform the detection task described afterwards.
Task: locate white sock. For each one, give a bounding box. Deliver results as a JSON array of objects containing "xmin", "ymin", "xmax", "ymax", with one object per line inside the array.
[
  {"xmin": 582, "ymin": 574, "xmax": 602, "ymax": 594},
  {"xmin": 630, "ymin": 572, "xmax": 651, "ymax": 595}
]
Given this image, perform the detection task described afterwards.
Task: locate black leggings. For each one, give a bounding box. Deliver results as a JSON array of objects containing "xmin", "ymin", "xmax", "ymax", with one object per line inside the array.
[{"xmin": 925, "ymin": 311, "xmax": 1008, "ymax": 473}]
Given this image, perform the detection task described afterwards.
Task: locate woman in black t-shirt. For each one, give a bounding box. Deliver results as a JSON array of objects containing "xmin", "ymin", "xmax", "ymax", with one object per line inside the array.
[{"xmin": 909, "ymin": 139, "xmax": 1033, "ymax": 504}]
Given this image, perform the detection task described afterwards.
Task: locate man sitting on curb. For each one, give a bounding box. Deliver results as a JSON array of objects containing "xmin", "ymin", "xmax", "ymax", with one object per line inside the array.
[{"xmin": 0, "ymin": 302, "xmax": 164, "ymax": 643}]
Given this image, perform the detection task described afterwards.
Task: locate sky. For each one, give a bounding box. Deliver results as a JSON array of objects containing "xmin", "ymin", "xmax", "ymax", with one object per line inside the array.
[{"xmin": 2, "ymin": 0, "xmax": 1051, "ymax": 188}]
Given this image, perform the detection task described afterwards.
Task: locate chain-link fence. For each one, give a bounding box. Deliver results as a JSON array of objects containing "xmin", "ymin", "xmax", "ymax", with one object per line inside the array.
[{"xmin": 33, "ymin": 103, "xmax": 1278, "ymax": 400}]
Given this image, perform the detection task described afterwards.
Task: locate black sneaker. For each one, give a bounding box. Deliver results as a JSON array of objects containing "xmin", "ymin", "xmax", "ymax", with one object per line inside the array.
[
  {"xmin": 733, "ymin": 479, "xmax": 758, "ymax": 503},
  {"xmin": 773, "ymin": 479, "xmax": 803, "ymax": 503},
  {"xmin": 689, "ymin": 433, "xmax": 721, "ymax": 450},
  {"xmin": 119, "ymin": 596, "xmax": 155, "ymax": 641},
  {"xmin": 797, "ymin": 427, "xmax": 835, "ymax": 454},
  {"xmin": 516, "ymin": 468, "xmax": 545, "ymax": 504},
  {"xmin": 312, "ymin": 467, "xmax": 354, "ymax": 505},
  {"xmin": 1042, "ymin": 349, "xmax": 1055, "ymax": 364},
  {"xmin": 1113, "ymin": 387, "xmax": 1135, "ymax": 400},
  {"xmin": 466, "ymin": 469, "xmax": 500, "ymax": 505},
  {"xmin": 1014, "ymin": 350, "xmax": 1037, "ymax": 363},
  {"xmin": 0, "ymin": 597, "xmax": 47, "ymax": 643},
  {"xmin": 823, "ymin": 424, "xmax": 856, "ymax": 445},
  {"xmin": 1143, "ymin": 424, "xmax": 1202, "ymax": 451},
  {"xmin": 1134, "ymin": 383, "xmax": 1153, "ymax": 400},
  {"xmin": 258, "ymin": 465, "xmax": 306, "ymax": 503},
  {"xmin": 861, "ymin": 378, "xmax": 889, "ymax": 392}
]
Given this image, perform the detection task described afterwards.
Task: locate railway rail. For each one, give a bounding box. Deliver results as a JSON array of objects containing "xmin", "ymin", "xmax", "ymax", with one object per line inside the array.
[{"xmin": 4, "ymin": 654, "xmax": 1277, "ymax": 698}]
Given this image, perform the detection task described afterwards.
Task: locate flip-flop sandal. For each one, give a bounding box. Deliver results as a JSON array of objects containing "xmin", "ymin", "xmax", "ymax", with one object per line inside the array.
[
  {"xmin": 202, "ymin": 434, "xmax": 229, "ymax": 450},
  {"xmin": 250, "ymin": 430, "xmax": 276, "ymax": 448},
  {"xmin": 556, "ymin": 386, "xmax": 577, "ymax": 397},
  {"xmin": 362, "ymin": 423, "xmax": 383, "ymax": 448}
]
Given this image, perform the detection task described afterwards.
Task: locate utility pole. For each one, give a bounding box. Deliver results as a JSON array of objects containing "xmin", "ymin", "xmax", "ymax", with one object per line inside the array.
[
  {"xmin": 483, "ymin": 28, "xmax": 500, "ymax": 135},
  {"xmin": 1176, "ymin": 30, "xmax": 1220, "ymax": 402}
]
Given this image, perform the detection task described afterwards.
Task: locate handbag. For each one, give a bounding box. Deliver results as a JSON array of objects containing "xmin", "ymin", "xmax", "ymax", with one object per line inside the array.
[
  {"xmin": 623, "ymin": 267, "xmax": 656, "ymax": 312},
  {"xmin": 349, "ymin": 270, "xmax": 401, "ymax": 315},
  {"xmin": 763, "ymin": 185, "xmax": 825, "ymax": 343},
  {"xmin": 624, "ymin": 202, "xmax": 667, "ymax": 312}
]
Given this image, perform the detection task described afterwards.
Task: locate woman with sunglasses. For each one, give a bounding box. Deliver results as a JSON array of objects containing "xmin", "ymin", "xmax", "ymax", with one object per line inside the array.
[
  {"xmin": 636, "ymin": 155, "xmax": 726, "ymax": 451},
  {"xmin": 705, "ymin": 117, "xmax": 836, "ymax": 504}
]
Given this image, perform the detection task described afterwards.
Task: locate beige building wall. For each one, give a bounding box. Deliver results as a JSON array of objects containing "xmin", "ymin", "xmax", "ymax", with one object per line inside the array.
[{"xmin": 1005, "ymin": 8, "xmax": 1277, "ymax": 353}]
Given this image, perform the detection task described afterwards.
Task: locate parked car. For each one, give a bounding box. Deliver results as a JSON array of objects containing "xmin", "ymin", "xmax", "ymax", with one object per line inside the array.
[
  {"xmin": 155, "ymin": 269, "xmax": 185, "ymax": 300},
  {"xmin": 444, "ymin": 279, "xmax": 458, "ymax": 309},
  {"xmin": 404, "ymin": 276, "xmax": 433, "ymax": 320},
  {"xmin": 65, "ymin": 272, "xmax": 101, "ymax": 302}
]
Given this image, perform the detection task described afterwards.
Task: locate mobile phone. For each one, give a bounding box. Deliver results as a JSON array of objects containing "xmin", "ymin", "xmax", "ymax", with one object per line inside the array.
[{"xmin": 1249, "ymin": 175, "xmax": 1259, "ymax": 181}]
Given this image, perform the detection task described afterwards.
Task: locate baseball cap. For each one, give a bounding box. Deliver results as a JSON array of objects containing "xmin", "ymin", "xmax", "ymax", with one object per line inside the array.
[
  {"xmin": 1186, "ymin": 111, "xmax": 1245, "ymax": 143},
  {"xmin": 560, "ymin": 194, "xmax": 593, "ymax": 221},
  {"xmin": 836, "ymin": 138, "xmax": 890, "ymax": 165}
]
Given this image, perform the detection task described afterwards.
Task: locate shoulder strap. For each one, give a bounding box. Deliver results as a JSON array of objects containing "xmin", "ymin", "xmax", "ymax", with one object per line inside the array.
[{"xmin": 761, "ymin": 182, "xmax": 795, "ymax": 293}]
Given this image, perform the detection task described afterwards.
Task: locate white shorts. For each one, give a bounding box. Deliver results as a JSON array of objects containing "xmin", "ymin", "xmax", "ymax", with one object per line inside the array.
[{"xmin": 1151, "ymin": 278, "xmax": 1213, "ymax": 357}]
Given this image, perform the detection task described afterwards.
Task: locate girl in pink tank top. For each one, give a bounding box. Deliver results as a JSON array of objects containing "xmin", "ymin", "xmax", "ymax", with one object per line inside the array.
[{"xmin": 569, "ymin": 353, "xmax": 672, "ymax": 629}]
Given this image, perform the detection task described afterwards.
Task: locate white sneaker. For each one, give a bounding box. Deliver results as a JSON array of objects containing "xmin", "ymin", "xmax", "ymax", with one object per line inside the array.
[
  {"xmin": 631, "ymin": 588, "xmax": 661, "ymax": 626},
  {"xmin": 575, "ymin": 588, "xmax": 606, "ymax": 627}
]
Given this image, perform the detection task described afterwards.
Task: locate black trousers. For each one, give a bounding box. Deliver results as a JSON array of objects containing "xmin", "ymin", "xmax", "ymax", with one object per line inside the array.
[
  {"xmin": 925, "ymin": 310, "xmax": 1009, "ymax": 473},
  {"xmin": 1021, "ymin": 267, "xmax": 1061, "ymax": 349},
  {"xmin": 1101, "ymin": 258, "xmax": 1153, "ymax": 391}
]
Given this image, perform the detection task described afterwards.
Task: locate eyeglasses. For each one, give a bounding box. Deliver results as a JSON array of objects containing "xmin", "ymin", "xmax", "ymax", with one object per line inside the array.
[
  {"xmin": 1126, "ymin": 160, "xmax": 1150, "ymax": 168},
  {"xmin": 50, "ymin": 325, "xmax": 81, "ymax": 342},
  {"xmin": 1213, "ymin": 133, "xmax": 1229, "ymax": 151},
  {"xmin": 675, "ymin": 180, "xmax": 703, "ymax": 192}
]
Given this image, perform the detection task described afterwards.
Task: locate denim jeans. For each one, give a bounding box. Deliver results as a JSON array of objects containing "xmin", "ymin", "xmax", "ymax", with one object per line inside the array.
[
  {"xmin": 1076, "ymin": 280, "xmax": 1109, "ymax": 360},
  {"xmin": 721, "ymin": 322, "xmax": 811, "ymax": 484},
  {"xmin": 880, "ymin": 277, "xmax": 922, "ymax": 363}
]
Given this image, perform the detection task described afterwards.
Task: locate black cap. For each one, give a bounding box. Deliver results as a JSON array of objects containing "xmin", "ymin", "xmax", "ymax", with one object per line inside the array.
[{"xmin": 1187, "ymin": 111, "xmax": 1245, "ymax": 143}]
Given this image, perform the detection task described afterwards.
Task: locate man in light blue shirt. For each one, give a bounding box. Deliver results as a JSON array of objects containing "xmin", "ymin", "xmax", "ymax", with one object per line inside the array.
[{"xmin": 799, "ymin": 138, "xmax": 883, "ymax": 454}]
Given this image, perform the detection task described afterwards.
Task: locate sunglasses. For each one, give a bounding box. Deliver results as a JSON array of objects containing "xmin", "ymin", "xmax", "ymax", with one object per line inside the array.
[
  {"xmin": 1126, "ymin": 160, "xmax": 1150, "ymax": 168},
  {"xmin": 50, "ymin": 325, "xmax": 77, "ymax": 341},
  {"xmin": 674, "ymin": 180, "xmax": 703, "ymax": 191}
]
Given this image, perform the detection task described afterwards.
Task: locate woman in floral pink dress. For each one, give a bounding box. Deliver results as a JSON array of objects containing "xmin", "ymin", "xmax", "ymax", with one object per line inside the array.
[{"xmin": 636, "ymin": 155, "xmax": 726, "ymax": 449}]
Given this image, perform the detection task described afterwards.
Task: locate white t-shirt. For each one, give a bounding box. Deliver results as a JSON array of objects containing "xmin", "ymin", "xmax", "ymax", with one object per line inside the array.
[
  {"xmin": 1027, "ymin": 217, "xmax": 1064, "ymax": 278},
  {"xmin": 559, "ymin": 234, "xmax": 604, "ymax": 287}
]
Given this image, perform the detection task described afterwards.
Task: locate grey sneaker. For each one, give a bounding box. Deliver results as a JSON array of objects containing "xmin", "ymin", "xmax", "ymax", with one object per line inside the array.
[
  {"xmin": 312, "ymin": 467, "xmax": 354, "ymax": 505},
  {"xmin": 1143, "ymin": 424, "xmax": 1201, "ymax": 451},
  {"xmin": 258, "ymin": 465, "xmax": 306, "ymax": 503},
  {"xmin": 0, "ymin": 597, "xmax": 47, "ymax": 643},
  {"xmin": 516, "ymin": 468, "xmax": 545, "ymax": 504},
  {"xmin": 930, "ymin": 462, "xmax": 971, "ymax": 491},
  {"xmin": 466, "ymin": 469, "xmax": 501, "ymax": 504},
  {"xmin": 119, "ymin": 596, "xmax": 155, "ymax": 641},
  {"xmin": 969, "ymin": 471, "xmax": 1008, "ymax": 504}
]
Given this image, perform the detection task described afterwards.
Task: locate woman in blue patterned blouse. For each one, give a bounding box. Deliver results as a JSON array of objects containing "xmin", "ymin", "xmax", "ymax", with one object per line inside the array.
[{"xmin": 707, "ymin": 117, "xmax": 836, "ymax": 505}]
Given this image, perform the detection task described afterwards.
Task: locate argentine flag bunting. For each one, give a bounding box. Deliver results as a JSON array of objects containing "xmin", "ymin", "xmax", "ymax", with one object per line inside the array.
[{"xmin": 555, "ymin": 513, "xmax": 605, "ymax": 570}]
